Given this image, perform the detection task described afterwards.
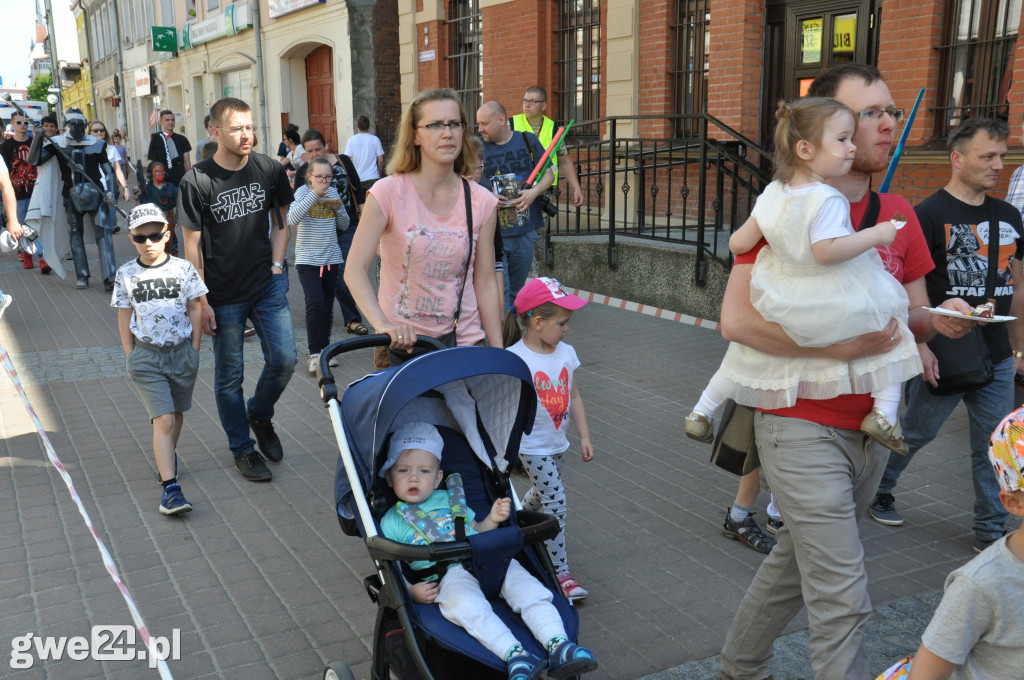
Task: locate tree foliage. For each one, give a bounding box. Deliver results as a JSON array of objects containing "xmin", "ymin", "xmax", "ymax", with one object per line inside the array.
[{"xmin": 27, "ymin": 74, "xmax": 53, "ymax": 109}]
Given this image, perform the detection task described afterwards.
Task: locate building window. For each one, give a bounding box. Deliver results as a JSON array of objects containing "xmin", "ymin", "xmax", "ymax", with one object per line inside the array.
[
  {"xmin": 122, "ymin": 1, "xmax": 133, "ymax": 43},
  {"xmin": 557, "ymin": 0, "xmax": 602, "ymax": 138},
  {"xmin": 134, "ymin": 0, "xmax": 145, "ymax": 41},
  {"xmin": 936, "ymin": 0, "xmax": 1021, "ymax": 134},
  {"xmin": 447, "ymin": 0, "xmax": 483, "ymax": 125},
  {"xmin": 208, "ymin": 0, "xmax": 220, "ymax": 12},
  {"xmin": 672, "ymin": 0, "xmax": 709, "ymax": 136},
  {"xmin": 99, "ymin": 6, "xmax": 108, "ymax": 58},
  {"xmin": 161, "ymin": 0, "xmax": 176, "ymax": 25},
  {"xmin": 221, "ymin": 69, "xmax": 253, "ymax": 103}
]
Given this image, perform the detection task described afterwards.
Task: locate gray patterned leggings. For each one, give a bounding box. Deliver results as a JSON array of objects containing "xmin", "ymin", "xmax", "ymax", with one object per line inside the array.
[{"xmin": 520, "ymin": 452, "xmax": 569, "ymax": 576}]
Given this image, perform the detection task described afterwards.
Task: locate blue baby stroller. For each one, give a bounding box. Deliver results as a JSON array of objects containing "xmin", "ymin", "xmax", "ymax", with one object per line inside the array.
[{"xmin": 318, "ymin": 336, "xmax": 583, "ymax": 680}]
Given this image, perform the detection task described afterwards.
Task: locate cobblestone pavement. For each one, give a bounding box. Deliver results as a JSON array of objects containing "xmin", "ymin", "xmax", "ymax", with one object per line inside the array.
[{"xmin": 1, "ymin": 236, "xmax": 1018, "ymax": 679}]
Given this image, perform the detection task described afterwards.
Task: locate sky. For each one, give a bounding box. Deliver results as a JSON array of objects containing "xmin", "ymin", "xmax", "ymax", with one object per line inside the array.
[{"xmin": 0, "ymin": 0, "xmax": 80, "ymax": 90}]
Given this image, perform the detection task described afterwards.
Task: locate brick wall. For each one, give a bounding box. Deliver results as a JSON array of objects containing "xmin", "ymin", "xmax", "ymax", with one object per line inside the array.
[
  {"xmin": 416, "ymin": 19, "xmax": 448, "ymax": 91},
  {"xmin": 706, "ymin": 0, "xmax": 763, "ymax": 136},
  {"xmin": 373, "ymin": 0, "xmax": 402, "ymax": 153},
  {"xmin": 481, "ymin": 1, "xmax": 547, "ymax": 112},
  {"xmin": 636, "ymin": 0, "xmax": 676, "ymax": 137},
  {"xmin": 876, "ymin": 1, "xmax": 944, "ymax": 146}
]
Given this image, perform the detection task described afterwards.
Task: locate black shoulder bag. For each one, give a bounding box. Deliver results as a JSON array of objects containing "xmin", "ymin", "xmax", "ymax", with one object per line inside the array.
[
  {"xmin": 389, "ymin": 179, "xmax": 473, "ymax": 365},
  {"xmin": 925, "ymin": 200, "xmax": 998, "ymax": 395}
]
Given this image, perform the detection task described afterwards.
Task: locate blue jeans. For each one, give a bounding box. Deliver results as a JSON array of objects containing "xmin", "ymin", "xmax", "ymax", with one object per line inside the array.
[
  {"xmin": 502, "ymin": 229, "xmax": 538, "ymax": 309},
  {"xmin": 877, "ymin": 357, "xmax": 1013, "ymax": 540},
  {"xmin": 210, "ymin": 271, "xmax": 297, "ymax": 456},
  {"xmin": 16, "ymin": 198, "xmax": 44, "ymax": 259},
  {"xmin": 296, "ymin": 263, "xmax": 340, "ymax": 354},
  {"xmin": 333, "ymin": 226, "xmax": 363, "ymax": 325}
]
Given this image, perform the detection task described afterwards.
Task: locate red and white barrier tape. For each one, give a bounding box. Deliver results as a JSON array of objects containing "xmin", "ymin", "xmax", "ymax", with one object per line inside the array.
[
  {"xmin": 566, "ymin": 287, "xmax": 722, "ymax": 331},
  {"xmin": 0, "ymin": 344, "xmax": 173, "ymax": 679}
]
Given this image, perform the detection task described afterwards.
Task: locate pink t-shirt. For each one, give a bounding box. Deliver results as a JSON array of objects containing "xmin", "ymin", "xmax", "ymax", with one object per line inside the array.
[{"xmin": 369, "ymin": 174, "xmax": 499, "ymax": 345}]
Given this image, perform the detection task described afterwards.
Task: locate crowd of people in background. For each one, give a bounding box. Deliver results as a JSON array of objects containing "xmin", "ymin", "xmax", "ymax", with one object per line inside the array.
[{"xmin": 4, "ymin": 65, "xmax": 1024, "ymax": 680}]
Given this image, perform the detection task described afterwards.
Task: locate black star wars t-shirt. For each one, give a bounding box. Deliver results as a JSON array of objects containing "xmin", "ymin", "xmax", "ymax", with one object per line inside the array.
[
  {"xmin": 178, "ymin": 154, "xmax": 293, "ymax": 306},
  {"xmin": 915, "ymin": 189, "xmax": 1024, "ymax": 361}
]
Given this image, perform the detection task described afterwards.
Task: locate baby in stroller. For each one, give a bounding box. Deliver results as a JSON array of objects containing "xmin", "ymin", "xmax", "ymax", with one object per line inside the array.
[{"xmin": 380, "ymin": 421, "xmax": 599, "ymax": 680}]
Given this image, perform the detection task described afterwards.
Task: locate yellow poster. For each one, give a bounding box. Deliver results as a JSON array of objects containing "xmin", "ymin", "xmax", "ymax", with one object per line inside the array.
[
  {"xmin": 801, "ymin": 18, "xmax": 823, "ymax": 64},
  {"xmin": 834, "ymin": 14, "xmax": 856, "ymax": 55}
]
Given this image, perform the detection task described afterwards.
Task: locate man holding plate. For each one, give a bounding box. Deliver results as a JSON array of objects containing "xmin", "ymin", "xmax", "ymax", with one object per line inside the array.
[{"xmin": 869, "ymin": 117, "xmax": 1024, "ymax": 555}]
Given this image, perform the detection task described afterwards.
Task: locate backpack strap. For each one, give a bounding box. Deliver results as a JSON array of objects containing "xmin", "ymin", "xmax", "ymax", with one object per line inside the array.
[
  {"xmin": 521, "ymin": 131, "xmax": 535, "ymax": 167},
  {"xmin": 249, "ymin": 152, "xmax": 284, "ymax": 231},
  {"xmin": 189, "ymin": 165, "xmax": 216, "ymax": 259},
  {"xmin": 395, "ymin": 473, "xmax": 468, "ymax": 544}
]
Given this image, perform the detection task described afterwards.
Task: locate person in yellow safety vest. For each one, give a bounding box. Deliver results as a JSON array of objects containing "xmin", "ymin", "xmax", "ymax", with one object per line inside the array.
[{"xmin": 509, "ymin": 86, "xmax": 585, "ymax": 207}]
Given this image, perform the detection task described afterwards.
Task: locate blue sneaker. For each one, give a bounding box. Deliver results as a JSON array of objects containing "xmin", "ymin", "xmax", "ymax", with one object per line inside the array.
[
  {"xmin": 159, "ymin": 483, "xmax": 193, "ymax": 515},
  {"xmin": 506, "ymin": 652, "xmax": 546, "ymax": 680},
  {"xmin": 547, "ymin": 640, "xmax": 598, "ymax": 679}
]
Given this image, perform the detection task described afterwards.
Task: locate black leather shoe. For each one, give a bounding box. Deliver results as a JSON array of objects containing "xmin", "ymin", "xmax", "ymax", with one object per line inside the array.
[
  {"xmin": 248, "ymin": 416, "xmax": 283, "ymax": 462},
  {"xmin": 234, "ymin": 450, "xmax": 272, "ymax": 482}
]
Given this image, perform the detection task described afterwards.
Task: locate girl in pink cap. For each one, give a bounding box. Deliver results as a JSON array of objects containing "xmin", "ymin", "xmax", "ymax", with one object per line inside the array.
[{"xmin": 505, "ymin": 277, "xmax": 594, "ymax": 601}]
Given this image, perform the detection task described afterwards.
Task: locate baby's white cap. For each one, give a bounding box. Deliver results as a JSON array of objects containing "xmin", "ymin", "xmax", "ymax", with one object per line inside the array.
[{"xmin": 380, "ymin": 422, "xmax": 443, "ymax": 477}]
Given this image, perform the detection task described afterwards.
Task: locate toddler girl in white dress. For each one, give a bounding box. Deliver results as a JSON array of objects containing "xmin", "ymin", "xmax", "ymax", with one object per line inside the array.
[{"xmin": 686, "ymin": 97, "xmax": 922, "ymax": 454}]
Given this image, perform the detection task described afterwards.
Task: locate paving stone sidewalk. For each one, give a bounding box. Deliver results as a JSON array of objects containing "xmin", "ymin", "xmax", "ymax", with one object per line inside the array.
[{"xmin": 1, "ymin": 239, "xmax": 1016, "ymax": 679}]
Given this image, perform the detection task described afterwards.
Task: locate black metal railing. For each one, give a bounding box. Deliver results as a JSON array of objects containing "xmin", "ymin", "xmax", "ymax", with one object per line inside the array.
[{"xmin": 546, "ymin": 114, "xmax": 771, "ymax": 284}]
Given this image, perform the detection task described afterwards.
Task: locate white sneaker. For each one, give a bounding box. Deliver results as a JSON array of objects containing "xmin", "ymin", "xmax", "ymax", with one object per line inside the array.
[
  {"xmin": 308, "ymin": 353, "xmax": 319, "ymax": 374},
  {"xmin": 0, "ymin": 293, "xmax": 11, "ymax": 319}
]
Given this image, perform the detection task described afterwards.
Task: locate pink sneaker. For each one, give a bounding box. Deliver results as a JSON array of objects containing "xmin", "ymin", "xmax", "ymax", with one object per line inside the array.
[{"xmin": 558, "ymin": 574, "xmax": 589, "ymax": 601}]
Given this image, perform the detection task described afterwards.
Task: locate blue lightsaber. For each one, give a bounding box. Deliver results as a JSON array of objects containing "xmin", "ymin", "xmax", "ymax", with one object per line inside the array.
[{"xmin": 879, "ymin": 87, "xmax": 925, "ymax": 193}]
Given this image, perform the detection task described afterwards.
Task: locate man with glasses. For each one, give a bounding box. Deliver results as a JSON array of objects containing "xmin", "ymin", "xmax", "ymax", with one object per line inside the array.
[
  {"xmin": 179, "ymin": 98, "xmax": 296, "ymax": 483},
  {"xmin": 717, "ymin": 64, "xmax": 964, "ymax": 680},
  {"xmin": 511, "ymin": 86, "xmax": 584, "ymax": 207},
  {"xmin": 147, "ymin": 110, "xmax": 192, "ymax": 188},
  {"xmin": 868, "ymin": 117, "xmax": 1024, "ymax": 554},
  {"xmin": 1, "ymin": 112, "xmax": 46, "ymax": 272},
  {"xmin": 476, "ymin": 101, "xmax": 554, "ymax": 307}
]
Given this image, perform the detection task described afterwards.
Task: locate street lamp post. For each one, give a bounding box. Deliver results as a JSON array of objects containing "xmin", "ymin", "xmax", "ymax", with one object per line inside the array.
[{"xmin": 43, "ymin": 0, "xmax": 63, "ymax": 123}]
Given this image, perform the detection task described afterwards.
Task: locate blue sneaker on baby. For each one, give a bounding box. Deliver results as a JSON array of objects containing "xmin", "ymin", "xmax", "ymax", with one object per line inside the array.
[
  {"xmin": 506, "ymin": 652, "xmax": 546, "ymax": 680},
  {"xmin": 547, "ymin": 640, "xmax": 598, "ymax": 678}
]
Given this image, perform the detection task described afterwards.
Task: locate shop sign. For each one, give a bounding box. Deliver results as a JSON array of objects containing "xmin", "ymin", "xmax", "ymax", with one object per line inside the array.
[
  {"xmin": 152, "ymin": 26, "xmax": 177, "ymax": 52},
  {"xmin": 268, "ymin": 0, "xmax": 325, "ymax": 19},
  {"xmin": 180, "ymin": 3, "xmax": 254, "ymax": 50},
  {"xmin": 135, "ymin": 68, "xmax": 152, "ymax": 97}
]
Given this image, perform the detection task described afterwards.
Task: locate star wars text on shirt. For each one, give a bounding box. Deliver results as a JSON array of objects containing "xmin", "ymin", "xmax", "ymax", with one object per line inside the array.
[
  {"xmin": 944, "ymin": 219, "xmax": 1021, "ymax": 298},
  {"xmin": 131, "ymin": 277, "xmax": 182, "ymax": 303},
  {"xmin": 210, "ymin": 183, "xmax": 266, "ymax": 222}
]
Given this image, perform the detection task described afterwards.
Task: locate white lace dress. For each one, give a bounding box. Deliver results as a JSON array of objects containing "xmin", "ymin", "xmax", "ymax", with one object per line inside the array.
[{"xmin": 715, "ymin": 181, "xmax": 922, "ymax": 409}]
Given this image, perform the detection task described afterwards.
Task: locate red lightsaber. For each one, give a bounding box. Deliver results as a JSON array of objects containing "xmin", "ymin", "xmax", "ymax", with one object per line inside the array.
[{"xmin": 525, "ymin": 126, "xmax": 566, "ymax": 186}]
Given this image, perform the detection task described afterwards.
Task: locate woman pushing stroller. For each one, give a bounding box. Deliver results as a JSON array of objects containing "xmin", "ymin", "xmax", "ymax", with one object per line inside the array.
[{"xmin": 380, "ymin": 422, "xmax": 598, "ymax": 680}]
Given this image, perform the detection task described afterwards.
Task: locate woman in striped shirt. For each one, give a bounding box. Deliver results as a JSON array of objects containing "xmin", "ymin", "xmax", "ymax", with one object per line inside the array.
[{"xmin": 288, "ymin": 157, "xmax": 350, "ymax": 373}]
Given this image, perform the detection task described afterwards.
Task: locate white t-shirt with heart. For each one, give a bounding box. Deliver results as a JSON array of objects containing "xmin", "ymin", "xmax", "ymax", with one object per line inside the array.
[{"xmin": 507, "ymin": 339, "xmax": 580, "ymax": 456}]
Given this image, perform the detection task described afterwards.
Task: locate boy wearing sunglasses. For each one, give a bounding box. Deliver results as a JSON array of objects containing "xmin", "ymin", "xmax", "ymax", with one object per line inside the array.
[{"xmin": 111, "ymin": 204, "xmax": 208, "ymax": 516}]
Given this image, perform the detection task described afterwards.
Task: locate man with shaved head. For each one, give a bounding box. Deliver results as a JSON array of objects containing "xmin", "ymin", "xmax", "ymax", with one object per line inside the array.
[{"xmin": 476, "ymin": 101, "xmax": 554, "ymax": 307}]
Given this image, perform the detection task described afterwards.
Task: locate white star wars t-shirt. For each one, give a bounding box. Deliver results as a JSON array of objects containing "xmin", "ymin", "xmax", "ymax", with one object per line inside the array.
[{"xmin": 111, "ymin": 256, "xmax": 208, "ymax": 346}]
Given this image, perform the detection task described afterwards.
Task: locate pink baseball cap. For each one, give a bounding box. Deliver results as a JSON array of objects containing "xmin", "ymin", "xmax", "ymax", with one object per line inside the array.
[{"xmin": 514, "ymin": 277, "xmax": 587, "ymax": 314}]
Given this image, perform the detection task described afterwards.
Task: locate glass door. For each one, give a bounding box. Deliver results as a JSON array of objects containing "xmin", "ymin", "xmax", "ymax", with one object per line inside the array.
[{"xmin": 762, "ymin": 0, "xmax": 876, "ymax": 148}]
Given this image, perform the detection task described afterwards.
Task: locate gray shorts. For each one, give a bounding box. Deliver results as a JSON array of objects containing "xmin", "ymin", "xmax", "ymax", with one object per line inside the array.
[{"xmin": 126, "ymin": 339, "xmax": 200, "ymax": 420}]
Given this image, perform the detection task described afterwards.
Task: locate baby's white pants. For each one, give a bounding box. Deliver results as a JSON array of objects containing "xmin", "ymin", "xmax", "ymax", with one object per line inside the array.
[{"xmin": 434, "ymin": 560, "xmax": 566, "ymax": 660}]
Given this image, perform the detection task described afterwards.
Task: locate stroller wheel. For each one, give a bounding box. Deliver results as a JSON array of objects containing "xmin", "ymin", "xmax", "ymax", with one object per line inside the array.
[{"xmin": 323, "ymin": 662, "xmax": 356, "ymax": 680}]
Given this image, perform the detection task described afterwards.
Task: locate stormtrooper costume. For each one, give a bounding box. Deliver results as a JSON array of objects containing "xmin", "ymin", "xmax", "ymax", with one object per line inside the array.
[{"xmin": 28, "ymin": 108, "xmax": 116, "ymax": 290}]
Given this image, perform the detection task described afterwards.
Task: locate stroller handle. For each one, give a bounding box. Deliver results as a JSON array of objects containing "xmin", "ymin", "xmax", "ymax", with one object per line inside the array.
[
  {"xmin": 364, "ymin": 510, "xmax": 560, "ymax": 563},
  {"xmin": 317, "ymin": 334, "xmax": 447, "ymax": 403}
]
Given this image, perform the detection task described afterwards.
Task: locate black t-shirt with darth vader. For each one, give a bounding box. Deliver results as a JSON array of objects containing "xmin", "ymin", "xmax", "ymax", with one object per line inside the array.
[{"xmin": 915, "ymin": 189, "xmax": 1024, "ymax": 361}]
